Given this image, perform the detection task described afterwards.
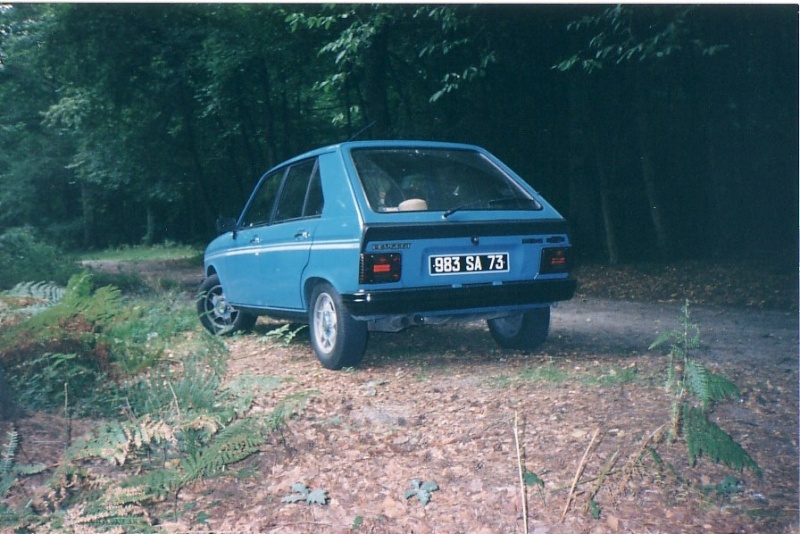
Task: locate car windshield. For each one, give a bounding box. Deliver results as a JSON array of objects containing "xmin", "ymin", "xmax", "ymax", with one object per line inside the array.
[{"xmin": 350, "ymin": 147, "xmax": 542, "ymax": 214}]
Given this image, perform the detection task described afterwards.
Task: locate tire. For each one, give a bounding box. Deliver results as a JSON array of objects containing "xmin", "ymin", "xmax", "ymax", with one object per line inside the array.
[
  {"xmin": 197, "ymin": 274, "xmax": 256, "ymax": 335},
  {"xmin": 309, "ymin": 282, "xmax": 368, "ymax": 370},
  {"xmin": 488, "ymin": 307, "xmax": 550, "ymax": 350}
]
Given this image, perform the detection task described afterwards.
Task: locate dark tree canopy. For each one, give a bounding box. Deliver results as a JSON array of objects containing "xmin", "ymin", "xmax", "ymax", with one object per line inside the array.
[{"xmin": 0, "ymin": 4, "xmax": 795, "ymax": 261}]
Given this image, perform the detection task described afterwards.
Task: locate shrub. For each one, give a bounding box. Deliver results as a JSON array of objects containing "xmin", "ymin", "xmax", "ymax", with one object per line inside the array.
[
  {"xmin": 0, "ymin": 227, "xmax": 80, "ymax": 290},
  {"xmin": 648, "ymin": 300, "xmax": 760, "ymax": 475}
]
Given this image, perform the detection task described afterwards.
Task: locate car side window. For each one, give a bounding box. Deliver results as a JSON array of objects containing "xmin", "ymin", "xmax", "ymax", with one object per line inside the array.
[
  {"xmin": 241, "ymin": 170, "xmax": 283, "ymax": 227},
  {"xmin": 274, "ymin": 159, "xmax": 321, "ymax": 223},
  {"xmin": 303, "ymin": 165, "xmax": 324, "ymax": 217}
]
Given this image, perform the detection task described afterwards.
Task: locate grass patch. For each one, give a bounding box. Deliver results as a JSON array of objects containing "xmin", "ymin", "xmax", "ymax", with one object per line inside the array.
[
  {"xmin": 517, "ymin": 364, "xmax": 571, "ymax": 384},
  {"xmin": 80, "ymin": 242, "xmax": 202, "ymax": 263},
  {"xmin": 488, "ymin": 374, "xmax": 511, "ymax": 388},
  {"xmin": 581, "ymin": 366, "xmax": 639, "ymax": 386}
]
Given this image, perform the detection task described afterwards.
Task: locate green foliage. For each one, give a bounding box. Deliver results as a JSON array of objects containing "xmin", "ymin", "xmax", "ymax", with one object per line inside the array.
[
  {"xmin": 266, "ymin": 391, "xmax": 317, "ymax": 431},
  {"xmin": 0, "ymin": 3, "xmax": 794, "ymax": 260},
  {"xmin": 649, "ymin": 300, "xmax": 740, "ymax": 418},
  {"xmin": 49, "ymin": 341, "xmax": 301, "ymax": 528},
  {"xmin": 0, "ymin": 227, "xmax": 80, "ymax": 290},
  {"xmin": 13, "ymin": 353, "xmax": 103, "ymax": 410},
  {"xmin": 582, "ymin": 365, "xmax": 639, "ymax": 387},
  {"xmin": 282, "ymin": 482, "xmax": 329, "ymax": 505},
  {"xmin": 1, "ymin": 274, "xmax": 124, "ymax": 412},
  {"xmin": 523, "ymin": 470, "xmax": 546, "ymax": 502},
  {"xmin": 682, "ymin": 405, "xmax": 760, "ymax": 475},
  {"xmin": 80, "ymin": 243, "xmax": 201, "ymax": 263},
  {"xmin": 404, "ymin": 478, "xmax": 439, "ymax": 506},
  {"xmin": 518, "ymin": 364, "xmax": 570, "ymax": 384},
  {"xmin": 648, "ymin": 301, "xmax": 760, "ymax": 476},
  {"xmin": 588, "ymin": 499, "xmax": 601, "ymax": 520},
  {"xmin": 178, "ymin": 419, "xmax": 267, "ymax": 484},
  {"xmin": 69, "ymin": 416, "xmax": 177, "ymax": 467},
  {"xmin": 62, "ymin": 498, "xmax": 156, "ymax": 533},
  {"xmin": 82, "ymin": 270, "xmax": 153, "ymax": 296},
  {"xmin": 554, "ymin": 5, "xmax": 726, "ymax": 73},
  {"xmin": 1, "ymin": 428, "xmax": 46, "ymax": 498},
  {"xmin": 4, "ymin": 273, "xmax": 122, "ymax": 339},
  {"xmin": 0, "ymin": 288, "xmax": 303, "ymax": 532},
  {"xmin": 700, "ymin": 475, "xmax": 743, "ymax": 498},
  {"xmin": 106, "ymin": 295, "xmax": 198, "ymax": 375},
  {"xmin": 222, "ymin": 375, "xmax": 283, "ymax": 417},
  {"xmin": 262, "ymin": 323, "xmax": 308, "ymax": 346},
  {"xmin": 2, "ymin": 273, "xmax": 205, "ymax": 413},
  {"xmin": 684, "ymin": 359, "xmax": 739, "ymax": 410},
  {"xmin": 4, "ymin": 280, "xmax": 65, "ymax": 306},
  {"xmin": 0, "ymin": 428, "xmax": 19, "ymax": 497},
  {"xmin": 523, "ymin": 470, "xmax": 544, "ymax": 488},
  {"xmin": 0, "ymin": 281, "xmax": 66, "ymax": 329}
]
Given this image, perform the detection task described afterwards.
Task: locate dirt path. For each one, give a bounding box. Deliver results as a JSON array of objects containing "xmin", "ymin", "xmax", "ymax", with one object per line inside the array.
[{"xmin": 555, "ymin": 297, "xmax": 797, "ymax": 366}]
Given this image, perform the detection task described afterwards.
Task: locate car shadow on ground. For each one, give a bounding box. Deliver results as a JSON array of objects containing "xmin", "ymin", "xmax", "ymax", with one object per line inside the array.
[{"xmin": 251, "ymin": 316, "xmax": 651, "ymax": 372}]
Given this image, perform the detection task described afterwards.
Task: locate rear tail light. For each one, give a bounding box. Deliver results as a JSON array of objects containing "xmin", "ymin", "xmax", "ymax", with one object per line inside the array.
[
  {"xmin": 360, "ymin": 253, "xmax": 402, "ymax": 284},
  {"xmin": 540, "ymin": 247, "xmax": 570, "ymax": 274}
]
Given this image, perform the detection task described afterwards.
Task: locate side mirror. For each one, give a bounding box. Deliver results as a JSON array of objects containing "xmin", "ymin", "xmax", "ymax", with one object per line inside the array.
[{"xmin": 216, "ymin": 217, "xmax": 238, "ymax": 235}]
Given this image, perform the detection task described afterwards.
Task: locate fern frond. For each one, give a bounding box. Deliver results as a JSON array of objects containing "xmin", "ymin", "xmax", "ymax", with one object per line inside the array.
[
  {"xmin": 682, "ymin": 404, "xmax": 761, "ymax": 475},
  {"xmin": 179, "ymin": 414, "xmax": 223, "ymax": 436},
  {"xmin": 685, "ymin": 361, "xmax": 738, "ymax": 410},
  {"xmin": 125, "ymin": 469, "xmax": 180, "ymax": 501},
  {"xmin": 78, "ymin": 285, "xmax": 123, "ymax": 327},
  {"xmin": 648, "ymin": 331, "xmax": 674, "ymax": 351},
  {"xmin": 14, "ymin": 463, "xmax": 46, "ymax": 476},
  {"xmin": 1, "ymin": 428, "xmax": 18, "ymax": 478},
  {"xmin": 179, "ymin": 418, "xmax": 267, "ymax": 486},
  {"xmin": 706, "ymin": 371, "xmax": 739, "ymax": 405},
  {"xmin": 0, "ymin": 429, "xmax": 19, "ymax": 498},
  {"xmin": 5, "ymin": 281, "xmax": 65, "ymax": 303},
  {"xmin": 64, "ymin": 501, "xmax": 154, "ymax": 532},
  {"xmin": 70, "ymin": 416, "xmax": 176, "ymax": 466},
  {"xmin": 223, "ymin": 375, "xmax": 282, "ymax": 416},
  {"xmin": 267, "ymin": 390, "xmax": 317, "ymax": 430},
  {"xmin": 105, "ymin": 485, "xmax": 150, "ymax": 506}
]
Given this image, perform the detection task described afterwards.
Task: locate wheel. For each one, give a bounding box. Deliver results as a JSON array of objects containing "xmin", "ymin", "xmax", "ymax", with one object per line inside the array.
[
  {"xmin": 309, "ymin": 282, "xmax": 368, "ymax": 370},
  {"xmin": 488, "ymin": 307, "xmax": 550, "ymax": 350},
  {"xmin": 197, "ymin": 274, "xmax": 256, "ymax": 335}
]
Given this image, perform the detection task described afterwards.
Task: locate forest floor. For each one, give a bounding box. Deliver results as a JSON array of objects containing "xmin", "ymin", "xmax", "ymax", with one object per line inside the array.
[{"xmin": 7, "ymin": 257, "xmax": 800, "ymax": 533}]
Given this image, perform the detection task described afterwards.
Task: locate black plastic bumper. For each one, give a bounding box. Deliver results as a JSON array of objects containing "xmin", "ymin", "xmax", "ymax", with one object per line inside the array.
[{"xmin": 342, "ymin": 278, "xmax": 577, "ymax": 317}]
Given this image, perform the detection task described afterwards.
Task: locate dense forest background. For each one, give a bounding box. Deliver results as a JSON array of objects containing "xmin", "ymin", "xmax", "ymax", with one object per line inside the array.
[{"xmin": 0, "ymin": 4, "xmax": 796, "ymax": 263}]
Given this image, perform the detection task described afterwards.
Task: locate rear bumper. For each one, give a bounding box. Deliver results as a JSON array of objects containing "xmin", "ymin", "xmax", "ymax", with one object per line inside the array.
[{"xmin": 342, "ymin": 277, "xmax": 576, "ymax": 317}]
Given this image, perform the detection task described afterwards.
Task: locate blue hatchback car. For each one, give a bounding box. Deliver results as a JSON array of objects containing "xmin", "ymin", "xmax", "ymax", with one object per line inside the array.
[{"xmin": 197, "ymin": 141, "xmax": 576, "ymax": 369}]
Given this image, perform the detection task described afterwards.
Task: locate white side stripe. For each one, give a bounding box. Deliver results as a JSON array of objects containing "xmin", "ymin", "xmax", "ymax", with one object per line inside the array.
[{"xmin": 206, "ymin": 240, "xmax": 359, "ymax": 262}]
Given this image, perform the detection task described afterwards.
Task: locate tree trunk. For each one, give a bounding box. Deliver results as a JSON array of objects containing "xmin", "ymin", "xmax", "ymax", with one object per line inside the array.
[
  {"xmin": 635, "ymin": 86, "xmax": 670, "ymax": 259},
  {"xmin": 566, "ymin": 74, "xmax": 598, "ymax": 258},
  {"xmin": 143, "ymin": 203, "xmax": 156, "ymax": 245},
  {"xmin": 593, "ymin": 129, "xmax": 619, "ymax": 265},
  {"xmin": 260, "ymin": 61, "xmax": 277, "ymax": 167},
  {"xmin": 363, "ymin": 26, "xmax": 392, "ymax": 137},
  {"xmin": 80, "ymin": 183, "xmax": 95, "ymax": 248}
]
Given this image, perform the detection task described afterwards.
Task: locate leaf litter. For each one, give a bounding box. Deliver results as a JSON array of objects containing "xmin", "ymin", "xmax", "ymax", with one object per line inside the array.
[{"xmin": 2, "ymin": 258, "xmax": 796, "ymax": 533}]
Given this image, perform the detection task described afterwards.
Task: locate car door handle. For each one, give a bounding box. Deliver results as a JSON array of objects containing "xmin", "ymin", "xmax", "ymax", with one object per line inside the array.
[
  {"xmin": 250, "ymin": 236, "xmax": 261, "ymax": 245},
  {"xmin": 294, "ymin": 230, "xmax": 310, "ymax": 240}
]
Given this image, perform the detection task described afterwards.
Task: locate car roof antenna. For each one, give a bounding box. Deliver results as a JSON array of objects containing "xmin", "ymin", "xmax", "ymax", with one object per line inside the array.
[{"xmin": 346, "ymin": 120, "xmax": 376, "ymax": 142}]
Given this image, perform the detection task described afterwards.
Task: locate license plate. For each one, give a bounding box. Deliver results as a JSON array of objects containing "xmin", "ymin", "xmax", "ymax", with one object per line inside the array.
[{"xmin": 429, "ymin": 253, "xmax": 509, "ymax": 275}]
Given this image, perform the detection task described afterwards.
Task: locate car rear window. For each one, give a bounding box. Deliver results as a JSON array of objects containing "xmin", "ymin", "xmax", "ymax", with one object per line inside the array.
[{"xmin": 350, "ymin": 148, "xmax": 542, "ymax": 214}]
